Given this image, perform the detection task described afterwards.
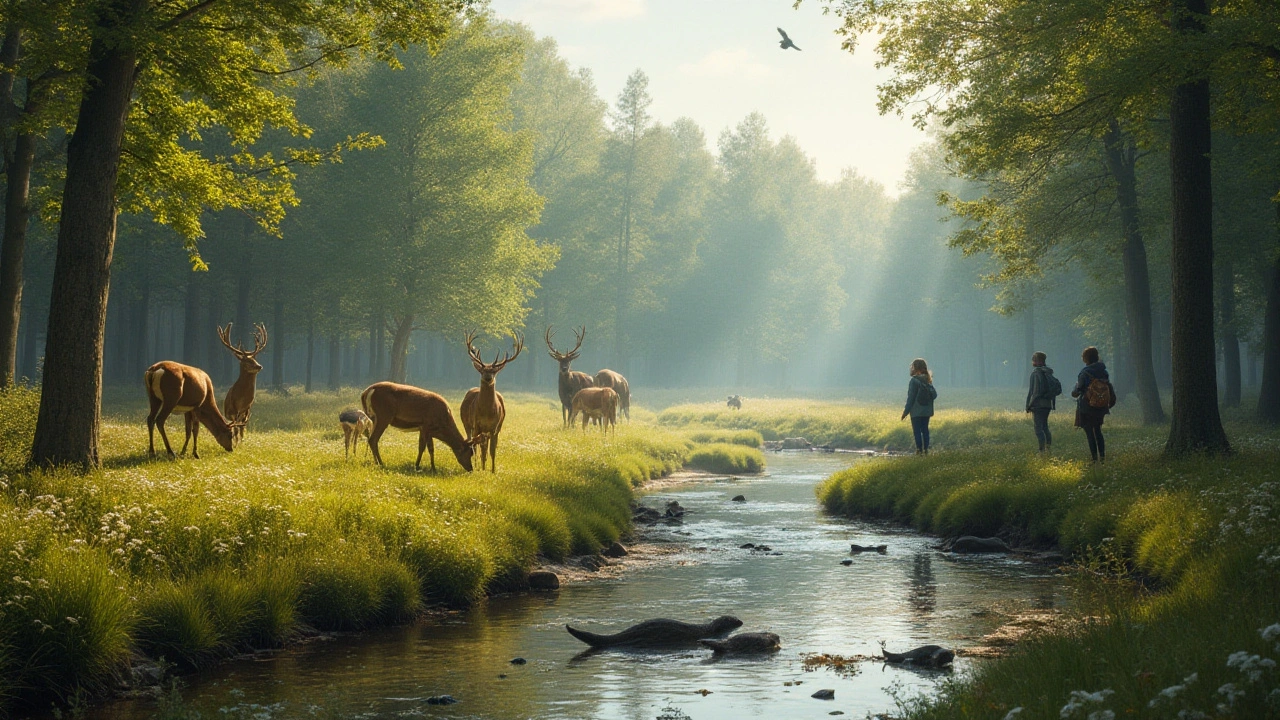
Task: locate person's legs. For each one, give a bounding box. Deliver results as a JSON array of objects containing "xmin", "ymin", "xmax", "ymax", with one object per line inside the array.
[
  {"xmin": 1095, "ymin": 425, "xmax": 1105, "ymax": 462},
  {"xmin": 1083, "ymin": 424, "xmax": 1099, "ymax": 461},
  {"xmin": 920, "ymin": 416, "xmax": 931, "ymax": 453},
  {"xmin": 911, "ymin": 415, "xmax": 926, "ymax": 453},
  {"xmin": 1032, "ymin": 409, "xmax": 1051, "ymax": 452}
]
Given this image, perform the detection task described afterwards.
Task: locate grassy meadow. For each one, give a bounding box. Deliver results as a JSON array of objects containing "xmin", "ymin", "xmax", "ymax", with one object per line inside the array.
[
  {"xmin": 0, "ymin": 386, "xmax": 762, "ymax": 710},
  {"xmin": 664, "ymin": 391, "xmax": 1280, "ymax": 720}
]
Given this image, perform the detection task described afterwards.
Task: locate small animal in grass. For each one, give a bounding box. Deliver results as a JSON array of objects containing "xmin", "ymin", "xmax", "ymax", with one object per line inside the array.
[
  {"xmin": 727, "ymin": 395, "xmax": 743, "ymax": 410},
  {"xmin": 879, "ymin": 641, "xmax": 955, "ymax": 668},
  {"xmin": 700, "ymin": 632, "xmax": 781, "ymax": 655},
  {"xmin": 339, "ymin": 409, "xmax": 373, "ymax": 458}
]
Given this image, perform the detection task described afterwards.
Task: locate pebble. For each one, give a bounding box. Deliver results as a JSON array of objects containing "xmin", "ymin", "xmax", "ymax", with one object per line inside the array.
[
  {"xmin": 731, "ymin": 495, "xmax": 746, "ymax": 502},
  {"xmin": 602, "ymin": 541, "xmax": 628, "ymax": 558},
  {"xmin": 696, "ymin": 689, "xmax": 712, "ymax": 696},
  {"xmin": 425, "ymin": 695, "xmax": 458, "ymax": 705},
  {"xmin": 840, "ymin": 559, "xmax": 853, "ymax": 566},
  {"xmin": 509, "ymin": 657, "xmax": 526, "ymax": 665},
  {"xmin": 811, "ymin": 689, "xmax": 835, "ymax": 700},
  {"xmin": 739, "ymin": 543, "xmax": 755, "ymax": 549},
  {"xmin": 498, "ymin": 674, "xmax": 507, "ymax": 679},
  {"xmin": 830, "ymin": 712, "xmax": 845, "ymax": 716}
]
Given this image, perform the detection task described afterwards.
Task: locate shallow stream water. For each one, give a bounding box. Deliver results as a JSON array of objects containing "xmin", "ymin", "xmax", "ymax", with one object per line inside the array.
[{"xmin": 94, "ymin": 453, "xmax": 1070, "ymax": 720}]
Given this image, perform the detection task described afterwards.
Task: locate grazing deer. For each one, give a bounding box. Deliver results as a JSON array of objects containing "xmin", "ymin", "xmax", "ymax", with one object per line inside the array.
[
  {"xmin": 360, "ymin": 381, "xmax": 485, "ymax": 472},
  {"xmin": 545, "ymin": 326, "xmax": 594, "ymax": 427},
  {"xmin": 218, "ymin": 322, "xmax": 268, "ymax": 442},
  {"xmin": 569, "ymin": 386, "xmax": 618, "ymax": 434},
  {"xmin": 144, "ymin": 361, "xmax": 243, "ymax": 459},
  {"xmin": 727, "ymin": 395, "xmax": 743, "ymax": 410},
  {"xmin": 339, "ymin": 408, "xmax": 372, "ymax": 458},
  {"xmin": 460, "ymin": 332, "xmax": 523, "ymax": 473},
  {"xmin": 593, "ymin": 369, "xmax": 631, "ymax": 420}
]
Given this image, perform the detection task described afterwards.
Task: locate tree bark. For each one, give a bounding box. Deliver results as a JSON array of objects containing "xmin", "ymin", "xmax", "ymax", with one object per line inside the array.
[
  {"xmin": 389, "ymin": 313, "xmax": 414, "ymax": 384},
  {"xmin": 1104, "ymin": 122, "xmax": 1167, "ymax": 424},
  {"xmin": 0, "ymin": 130, "xmax": 37, "ymax": 388},
  {"xmin": 1164, "ymin": 0, "xmax": 1229, "ymax": 455},
  {"xmin": 29, "ymin": 5, "xmax": 141, "ymax": 468},
  {"xmin": 19, "ymin": 295, "xmax": 38, "ymax": 380},
  {"xmin": 1216, "ymin": 254, "xmax": 1240, "ymax": 408},
  {"xmin": 1258, "ymin": 204, "xmax": 1280, "ymax": 423},
  {"xmin": 182, "ymin": 271, "xmax": 201, "ymax": 363},
  {"xmin": 271, "ymin": 280, "xmax": 284, "ymax": 390}
]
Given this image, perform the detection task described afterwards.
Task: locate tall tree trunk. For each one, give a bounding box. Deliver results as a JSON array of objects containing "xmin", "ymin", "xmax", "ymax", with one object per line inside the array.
[
  {"xmin": 0, "ymin": 131, "xmax": 36, "ymax": 388},
  {"xmin": 304, "ymin": 318, "xmax": 315, "ymax": 393},
  {"xmin": 182, "ymin": 271, "xmax": 202, "ymax": 364},
  {"xmin": 1217, "ymin": 255, "xmax": 1241, "ymax": 408},
  {"xmin": 389, "ymin": 314, "xmax": 414, "ymax": 384},
  {"xmin": 1165, "ymin": 0, "xmax": 1229, "ymax": 454},
  {"xmin": 271, "ymin": 281, "xmax": 284, "ymax": 391},
  {"xmin": 1104, "ymin": 122, "xmax": 1167, "ymax": 424},
  {"xmin": 328, "ymin": 334, "xmax": 340, "ymax": 391},
  {"xmin": 1258, "ymin": 204, "xmax": 1280, "ymax": 423},
  {"xmin": 19, "ymin": 296, "xmax": 38, "ymax": 380},
  {"xmin": 369, "ymin": 308, "xmax": 385, "ymax": 381}
]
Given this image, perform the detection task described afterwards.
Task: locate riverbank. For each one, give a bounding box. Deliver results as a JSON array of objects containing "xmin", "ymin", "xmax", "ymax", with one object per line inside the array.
[{"xmin": 0, "ymin": 387, "xmax": 763, "ymax": 713}]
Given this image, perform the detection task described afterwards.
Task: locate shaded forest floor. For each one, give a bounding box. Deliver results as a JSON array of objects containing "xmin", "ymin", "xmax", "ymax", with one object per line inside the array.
[
  {"xmin": 0, "ymin": 387, "xmax": 761, "ymax": 712},
  {"xmin": 663, "ymin": 395, "xmax": 1280, "ymax": 719}
]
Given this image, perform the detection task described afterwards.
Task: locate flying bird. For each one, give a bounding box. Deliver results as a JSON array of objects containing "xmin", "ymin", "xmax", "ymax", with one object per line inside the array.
[{"xmin": 777, "ymin": 27, "xmax": 801, "ymax": 51}]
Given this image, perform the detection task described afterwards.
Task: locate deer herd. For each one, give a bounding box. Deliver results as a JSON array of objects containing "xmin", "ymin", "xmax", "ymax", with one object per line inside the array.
[{"xmin": 144, "ymin": 323, "xmax": 631, "ymax": 474}]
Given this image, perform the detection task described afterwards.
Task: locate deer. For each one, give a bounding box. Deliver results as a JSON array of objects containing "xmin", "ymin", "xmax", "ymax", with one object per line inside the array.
[
  {"xmin": 545, "ymin": 326, "xmax": 594, "ymax": 428},
  {"xmin": 569, "ymin": 386, "xmax": 618, "ymax": 434},
  {"xmin": 218, "ymin": 322, "xmax": 268, "ymax": 442},
  {"xmin": 727, "ymin": 395, "xmax": 743, "ymax": 410},
  {"xmin": 460, "ymin": 332, "xmax": 523, "ymax": 473},
  {"xmin": 144, "ymin": 361, "xmax": 244, "ymax": 459},
  {"xmin": 339, "ymin": 408, "xmax": 373, "ymax": 458},
  {"xmin": 360, "ymin": 381, "xmax": 486, "ymax": 472},
  {"xmin": 593, "ymin": 369, "xmax": 631, "ymax": 420}
]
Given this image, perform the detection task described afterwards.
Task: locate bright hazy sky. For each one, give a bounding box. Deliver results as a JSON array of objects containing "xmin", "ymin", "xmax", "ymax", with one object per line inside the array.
[{"xmin": 488, "ymin": 0, "xmax": 928, "ymax": 194}]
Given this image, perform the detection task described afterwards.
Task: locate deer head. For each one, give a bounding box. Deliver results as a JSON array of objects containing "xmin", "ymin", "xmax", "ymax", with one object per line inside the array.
[
  {"xmin": 455, "ymin": 432, "xmax": 490, "ymax": 472},
  {"xmin": 465, "ymin": 332, "xmax": 524, "ymax": 386},
  {"xmin": 545, "ymin": 326, "xmax": 585, "ymax": 373},
  {"xmin": 218, "ymin": 322, "xmax": 268, "ymax": 375}
]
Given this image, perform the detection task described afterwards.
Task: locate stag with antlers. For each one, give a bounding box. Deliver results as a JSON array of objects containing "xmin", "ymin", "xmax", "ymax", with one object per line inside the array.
[
  {"xmin": 360, "ymin": 382, "xmax": 486, "ymax": 472},
  {"xmin": 217, "ymin": 323, "xmax": 268, "ymax": 442},
  {"xmin": 460, "ymin": 332, "xmax": 523, "ymax": 473},
  {"xmin": 546, "ymin": 326, "xmax": 594, "ymax": 427},
  {"xmin": 145, "ymin": 361, "xmax": 244, "ymax": 459}
]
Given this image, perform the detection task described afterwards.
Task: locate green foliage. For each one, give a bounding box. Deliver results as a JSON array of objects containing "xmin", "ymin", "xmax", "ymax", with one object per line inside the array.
[
  {"xmin": 0, "ymin": 386, "xmax": 38, "ymax": 472},
  {"xmin": 686, "ymin": 443, "xmax": 765, "ymax": 475},
  {"xmin": 686, "ymin": 428, "xmax": 763, "ymax": 448}
]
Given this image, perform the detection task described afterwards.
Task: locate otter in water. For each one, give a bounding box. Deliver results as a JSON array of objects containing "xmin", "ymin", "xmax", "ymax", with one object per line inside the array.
[
  {"xmin": 565, "ymin": 616, "xmax": 742, "ymax": 648},
  {"xmin": 700, "ymin": 632, "xmax": 781, "ymax": 655},
  {"xmin": 879, "ymin": 641, "xmax": 955, "ymax": 668},
  {"xmin": 850, "ymin": 544, "xmax": 888, "ymax": 553}
]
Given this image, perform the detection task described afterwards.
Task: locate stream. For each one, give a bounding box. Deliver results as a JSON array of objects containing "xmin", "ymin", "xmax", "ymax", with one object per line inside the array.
[{"xmin": 94, "ymin": 452, "xmax": 1071, "ymax": 720}]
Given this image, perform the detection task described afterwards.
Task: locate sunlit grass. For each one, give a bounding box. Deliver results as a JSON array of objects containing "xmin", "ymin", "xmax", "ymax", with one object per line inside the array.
[{"xmin": 0, "ymin": 387, "xmax": 716, "ymax": 707}]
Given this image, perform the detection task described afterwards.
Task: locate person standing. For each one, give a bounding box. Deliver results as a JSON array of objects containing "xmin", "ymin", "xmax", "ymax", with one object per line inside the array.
[
  {"xmin": 901, "ymin": 358, "xmax": 937, "ymax": 454},
  {"xmin": 1070, "ymin": 346, "xmax": 1115, "ymax": 463},
  {"xmin": 1025, "ymin": 351, "xmax": 1061, "ymax": 454}
]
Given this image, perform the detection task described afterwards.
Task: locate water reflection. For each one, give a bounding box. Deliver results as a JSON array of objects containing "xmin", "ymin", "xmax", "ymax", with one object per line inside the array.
[{"xmin": 91, "ymin": 453, "xmax": 1069, "ymax": 720}]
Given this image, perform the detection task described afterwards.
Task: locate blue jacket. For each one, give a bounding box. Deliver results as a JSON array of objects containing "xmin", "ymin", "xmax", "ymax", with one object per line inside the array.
[
  {"xmin": 1072, "ymin": 362, "xmax": 1110, "ymax": 415},
  {"xmin": 1026, "ymin": 366, "xmax": 1058, "ymax": 411},
  {"xmin": 905, "ymin": 375, "xmax": 936, "ymax": 418}
]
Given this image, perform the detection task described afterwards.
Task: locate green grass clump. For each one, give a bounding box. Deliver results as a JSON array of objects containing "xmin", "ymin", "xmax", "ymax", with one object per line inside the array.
[
  {"xmin": 0, "ymin": 388, "xmax": 745, "ymax": 710},
  {"xmin": 686, "ymin": 443, "xmax": 765, "ymax": 474},
  {"xmin": 686, "ymin": 428, "xmax": 763, "ymax": 448}
]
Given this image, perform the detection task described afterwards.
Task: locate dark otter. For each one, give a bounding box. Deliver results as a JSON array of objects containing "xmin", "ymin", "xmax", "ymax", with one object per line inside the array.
[
  {"xmin": 700, "ymin": 632, "xmax": 781, "ymax": 654},
  {"xmin": 850, "ymin": 544, "xmax": 888, "ymax": 553},
  {"xmin": 879, "ymin": 641, "xmax": 955, "ymax": 668},
  {"xmin": 565, "ymin": 616, "xmax": 742, "ymax": 648}
]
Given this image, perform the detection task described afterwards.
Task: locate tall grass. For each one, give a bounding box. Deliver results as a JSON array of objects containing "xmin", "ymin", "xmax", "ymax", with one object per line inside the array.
[{"xmin": 0, "ymin": 388, "xmax": 725, "ymax": 709}]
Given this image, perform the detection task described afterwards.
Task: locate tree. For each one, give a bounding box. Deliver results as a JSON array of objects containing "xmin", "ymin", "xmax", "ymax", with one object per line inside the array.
[
  {"xmin": 609, "ymin": 69, "xmax": 652, "ymax": 371},
  {"xmin": 28, "ymin": 0, "xmax": 464, "ymax": 468}
]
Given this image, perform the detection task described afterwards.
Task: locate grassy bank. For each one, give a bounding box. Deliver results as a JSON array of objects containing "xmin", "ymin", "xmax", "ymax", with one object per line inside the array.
[{"xmin": 0, "ymin": 387, "xmax": 744, "ymax": 710}]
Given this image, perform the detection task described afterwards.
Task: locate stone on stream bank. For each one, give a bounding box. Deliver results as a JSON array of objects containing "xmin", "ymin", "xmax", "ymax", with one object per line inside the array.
[
  {"xmin": 527, "ymin": 570, "xmax": 560, "ymax": 590},
  {"xmin": 949, "ymin": 536, "xmax": 1011, "ymax": 553},
  {"xmin": 425, "ymin": 696, "xmax": 458, "ymax": 705},
  {"xmin": 731, "ymin": 495, "xmax": 746, "ymax": 502},
  {"xmin": 811, "ymin": 689, "xmax": 835, "ymax": 700},
  {"xmin": 603, "ymin": 541, "xmax": 628, "ymax": 558}
]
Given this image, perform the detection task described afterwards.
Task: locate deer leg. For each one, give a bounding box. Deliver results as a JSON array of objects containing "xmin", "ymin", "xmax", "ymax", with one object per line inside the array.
[
  {"xmin": 179, "ymin": 413, "xmax": 192, "ymax": 455},
  {"xmin": 416, "ymin": 432, "xmax": 435, "ymax": 472},
  {"xmin": 154, "ymin": 408, "xmax": 177, "ymax": 459},
  {"xmin": 368, "ymin": 419, "xmax": 389, "ymax": 467},
  {"xmin": 342, "ymin": 424, "xmax": 351, "ymax": 458},
  {"xmin": 147, "ymin": 397, "xmax": 162, "ymax": 458},
  {"xmin": 488, "ymin": 434, "xmax": 498, "ymax": 474},
  {"xmin": 189, "ymin": 412, "xmax": 201, "ymax": 459}
]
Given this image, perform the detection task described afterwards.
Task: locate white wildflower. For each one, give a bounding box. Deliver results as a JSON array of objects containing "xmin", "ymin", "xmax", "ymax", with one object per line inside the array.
[
  {"xmin": 1218, "ymin": 682, "xmax": 1245, "ymax": 706},
  {"xmin": 1002, "ymin": 709, "xmax": 1023, "ymax": 720},
  {"xmin": 1086, "ymin": 711, "xmax": 1114, "ymax": 720},
  {"xmin": 1061, "ymin": 689, "xmax": 1113, "ymax": 718},
  {"xmin": 1227, "ymin": 650, "xmax": 1276, "ymax": 682},
  {"xmin": 1176, "ymin": 710, "xmax": 1208, "ymax": 720}
]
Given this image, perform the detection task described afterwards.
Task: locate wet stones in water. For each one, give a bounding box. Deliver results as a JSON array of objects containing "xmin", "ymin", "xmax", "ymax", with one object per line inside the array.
[
  {"xmin": 731, "ymin": 495, "xmax": 746, "ymax": 502},
  {"xmin": 602, "ymin": 541, "xmax": 628, "ymax": 558},
  {"xmin": 665, "ymin": 501, "xmax": 686, "ymax": 517},
  {"xmin": 830, "ymin": 712, "xmax": 845, "ymax": 716},
  {"xmin": 949, "ymin": 536, "xmax": 1010, "ymax": 554},
  {"xmin": 565, "ymin": 616, "xmax": 743, "ymax": 648},
  {"xmin": 781, "ymin": 437, "xmax": 813, "ymax": 450},
  {"xmin": 509, "ymin": 657, "xmax": 527, "ymax": 665},
  {"xmin": 633, "ymin": 505, "xmax": 663, "ymax": 524},
  {"xmin": 577, "ymin": 555, "xmax": 606, "ymax": 571},
  {"xmin": 739, "ymin": 543, "xmax": 755, "ymax": 549},
  {"xmin": 880, "ymin": 642, "xmax": 955, "ymax": 668},
  {"xmin": 425, "ymin": 695, "xmax": 458, "ymax": 705},
  {"xmin": 811, "ymin": 689, "xmax": 835, "ymax": 700},
  {"xmin": 839, "ymin": 559, "xmax": 853, "ymax": 566},
  {"xmin": 850, "ymin": 544, "xmax": 888, "ymax": 553},
  {"xmin": 527, "ymin": 570, "xmax": 560, "ymax": 590},
  {"xmin": 699, "ymin": 632, "xmax": 781, "ymax": 655}
]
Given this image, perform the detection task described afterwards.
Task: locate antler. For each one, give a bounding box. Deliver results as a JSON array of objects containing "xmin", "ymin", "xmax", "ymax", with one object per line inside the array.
[
  {"xmin": 217, "ymin": 322, "xmax": 268, "ymax": 359},
  {"xmin": 247, "ymin": 323, "xmax": 268, "ymax": 358},
  {"xmin": 216, "ymin": 323, "xmax": 240, "ymax": 356},
  {"xmin": 567, "ymin": 326, "xmax": 586, "ymax": 360},
  {"xmin": 490, "ymin": 333, "xmax": 523, "ymax": 372},
  {"xmin": 467, "ymin": 332, "xmax": 523, "ymax": 372},
  {"xmin": 545, "ymin": 326, "xmax": 562, "ymax": 360},
  {"xmin": 464, "ymin": 331, "xmax": 485, "ymax": 369}
]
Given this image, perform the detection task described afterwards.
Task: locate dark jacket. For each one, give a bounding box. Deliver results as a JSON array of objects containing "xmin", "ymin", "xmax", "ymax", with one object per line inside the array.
[
  {"xmin": 1072, "ymin": 362, "xmax": 1110, "ymax": 415},
  {"xmin": 905, "ymin": 375, "xmax": 936, "ymax": 418},
  {"xmin": 1026, "ymin": 366, "xmax": 1057, "ymax": 411}
]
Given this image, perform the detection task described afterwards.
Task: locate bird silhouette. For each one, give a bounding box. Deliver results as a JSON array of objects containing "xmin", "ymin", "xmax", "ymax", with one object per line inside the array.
[{"xmin": 777, "ymin": 27, "xmax": 801, "ymax": 51}]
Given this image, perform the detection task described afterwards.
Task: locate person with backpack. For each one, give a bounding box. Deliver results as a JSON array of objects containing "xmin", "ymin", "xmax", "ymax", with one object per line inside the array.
[
  {"xmin": 1025, "ymin": 351, "xmax": 1061, "ymax": 454},
  {"xmin": 1070, "ymin": 346, "xmax": 1116, "ymax": 463},
  {"xmin": 900, "ymin": 358, "xmax": 937, "ymax": 454}
]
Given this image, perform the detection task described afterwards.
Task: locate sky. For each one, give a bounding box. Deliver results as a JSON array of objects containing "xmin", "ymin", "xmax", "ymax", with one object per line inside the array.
[{"xmin": 488, "ymin": 0, "xmax": 928, "ymax": 194}]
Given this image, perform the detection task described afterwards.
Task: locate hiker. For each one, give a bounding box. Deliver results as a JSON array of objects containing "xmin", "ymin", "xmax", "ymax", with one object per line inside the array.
[
  {"xmin": 1070, "ymin": 346, "xmax": 1116, "ymax": 463},
  {"xmin": 900, "ymin": 358, "xmax": 937, "ymax": 455},
  {"xmin": 1025, "ymin": 351, "xmax": 1062, "ymax": 453}
]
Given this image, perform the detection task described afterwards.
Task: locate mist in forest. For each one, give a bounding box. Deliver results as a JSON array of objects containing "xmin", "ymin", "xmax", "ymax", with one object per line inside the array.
[{"xmin": 6, "ymin": 12, "xmax": 1272, "ymax": 399}]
